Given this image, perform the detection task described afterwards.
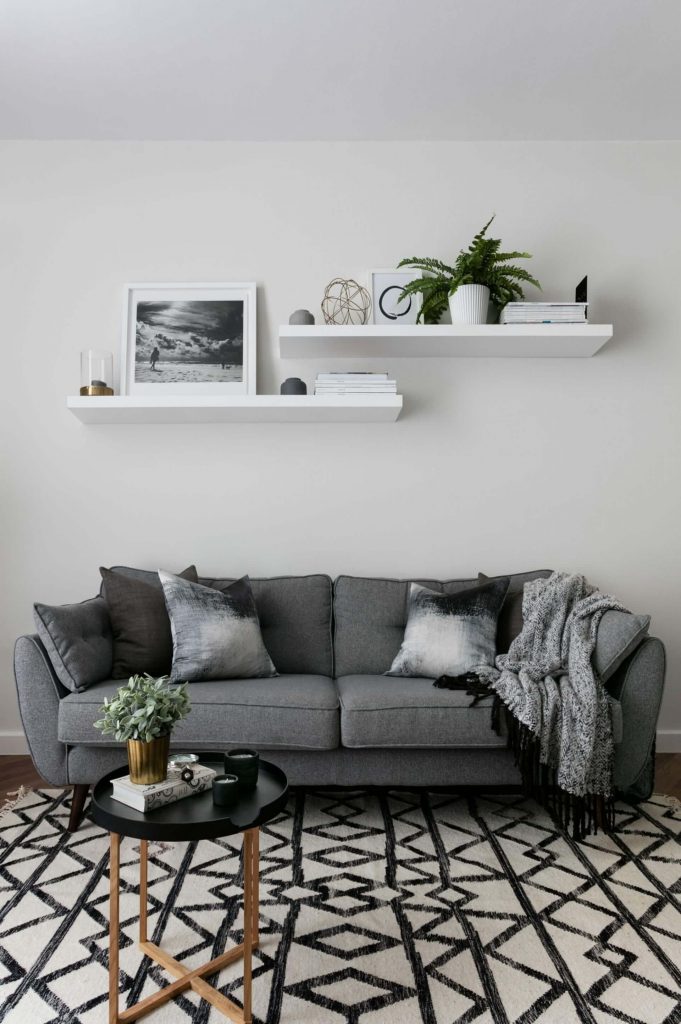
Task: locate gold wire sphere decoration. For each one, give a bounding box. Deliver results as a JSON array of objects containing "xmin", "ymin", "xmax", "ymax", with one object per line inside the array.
[{"xmin": 321, "ymin": 278, "xmax": 372, "ymax": 325}]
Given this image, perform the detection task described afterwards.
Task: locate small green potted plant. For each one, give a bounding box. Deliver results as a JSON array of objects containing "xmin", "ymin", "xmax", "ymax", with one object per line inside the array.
[
  {"xmin": 94, "ymin": 674, "xmax": 191, "ymax": 784},
  {"xmin": 398, "ymin": 216, "xmax": 540, "ymax": 324}
]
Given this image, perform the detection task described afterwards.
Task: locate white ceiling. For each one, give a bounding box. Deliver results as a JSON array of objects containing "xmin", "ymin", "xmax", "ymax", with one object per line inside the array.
[{"xmin": 2, "ymin": 0, "xmax": 680, "ymax": 141}]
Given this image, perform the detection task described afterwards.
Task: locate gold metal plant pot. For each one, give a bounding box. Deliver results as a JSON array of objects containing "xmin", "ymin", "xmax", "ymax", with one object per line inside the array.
[{"xmin": 127, "ymin": 735, "xmax": 170, "ymax": 784}]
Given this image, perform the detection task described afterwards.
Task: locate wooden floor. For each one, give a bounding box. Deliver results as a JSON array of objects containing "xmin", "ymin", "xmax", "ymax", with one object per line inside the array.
[{"xmin": 1, "ymin": 753, "xmax": 681, "ymax": 805}]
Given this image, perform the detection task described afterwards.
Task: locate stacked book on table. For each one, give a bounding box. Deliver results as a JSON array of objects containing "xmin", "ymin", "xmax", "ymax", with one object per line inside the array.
[
  {"xmin": 314, "ymin": 372, "xmax": 397, "ymax": 395},
  {"xmin": 111, "ymin": 764, "xmax": 216, "ymax": 812},
  {"xmin": 500, "ymin": 302, "xmax": 588, "ymax": 324}
]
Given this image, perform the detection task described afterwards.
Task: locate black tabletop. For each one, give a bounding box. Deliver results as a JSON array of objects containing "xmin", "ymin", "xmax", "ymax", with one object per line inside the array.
[{"xmin": 90, "ymin": 754, "xmax": 289, "ymax": 841}]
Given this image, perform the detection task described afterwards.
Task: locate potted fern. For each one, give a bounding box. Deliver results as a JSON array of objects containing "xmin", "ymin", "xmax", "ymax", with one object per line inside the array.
[
  {"xmin": 398, "ymin": 217, "xmax": 540, "ymax": 324},
  {"xmin": 94, "ymin": 674, "xmax": 191, "ymax": 784}
]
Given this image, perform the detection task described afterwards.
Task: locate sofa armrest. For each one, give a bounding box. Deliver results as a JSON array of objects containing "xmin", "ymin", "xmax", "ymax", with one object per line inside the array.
[
  {"xmin": 593, "ymin": 610, "xmax": 651, "ymax": 682},
  {"xmin": 607, "ymin": 636, "xmax": 666, "ymax": 799},
  {"xmin": 14, "ymin": 633, "xmax": 68, "ymax": 786}
]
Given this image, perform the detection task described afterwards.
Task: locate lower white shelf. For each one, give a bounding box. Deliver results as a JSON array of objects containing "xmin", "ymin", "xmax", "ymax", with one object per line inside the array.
[{"xmin": 67, "ymin": 394, "xmax": 403, "ymax": 424}]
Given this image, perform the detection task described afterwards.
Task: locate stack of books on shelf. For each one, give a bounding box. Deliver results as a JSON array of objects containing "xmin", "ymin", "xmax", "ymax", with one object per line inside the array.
[
  {"xmin": 500, "ymin": 302, "xmax": 588, "ymax": 324},
  {"xmin": 111, "ymin": 763, "xmax": 216, "ymax": 812},
  {"xmin": 314, "ymin": 372, "xmax": 397, "ymax": 395}
]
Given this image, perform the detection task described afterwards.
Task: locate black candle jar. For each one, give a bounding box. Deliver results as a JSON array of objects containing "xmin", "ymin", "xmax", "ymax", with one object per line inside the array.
[
  {"xmin": 224, "ymin": 748, "xmax": 259, "ymax": 790},
  {"xmin": 212, "ymin": 773, "xmax": 240, "ymax": 806}
]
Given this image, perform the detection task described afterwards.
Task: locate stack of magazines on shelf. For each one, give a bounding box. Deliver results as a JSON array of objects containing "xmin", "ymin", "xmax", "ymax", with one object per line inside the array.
[
  {"xmin": 111, "ymin": 763, "xmax": 216, "ymax": 812},
  {"xmin": 314, "ymin": 372, "xmax": 397, "ymax": 395},
  {"xmin": 500, "ymin": 302, "xmax": 588, "ymax": 324}
]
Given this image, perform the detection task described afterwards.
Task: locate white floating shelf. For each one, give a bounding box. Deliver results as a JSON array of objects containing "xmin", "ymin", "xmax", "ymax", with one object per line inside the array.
[
  {"xmin": 280, "ymin": 323, "xmax": 613, "ymax": 359},
  {"xmin": 67, "ymin": 394, "xmax": 403, "ymax": 424}
]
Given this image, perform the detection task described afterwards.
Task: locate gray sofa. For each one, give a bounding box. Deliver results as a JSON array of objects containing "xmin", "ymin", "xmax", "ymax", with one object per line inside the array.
[{"xmin": 14, "ymin": 569, "xmax": 666, "ymax": 830}]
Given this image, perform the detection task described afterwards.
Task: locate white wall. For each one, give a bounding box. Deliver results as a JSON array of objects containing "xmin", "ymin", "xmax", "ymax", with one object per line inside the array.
[{"xmin": 1, "ymin": 142, "xmax": 679, "ymax": 750}]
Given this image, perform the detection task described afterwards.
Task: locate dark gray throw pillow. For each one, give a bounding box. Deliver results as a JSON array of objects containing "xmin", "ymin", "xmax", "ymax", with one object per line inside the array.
[
  {"xmin": 33, "ymin": 596, "xmax": 112, "ymax": 692},
  {"xmin": 100, "ymin": 564, "xmax": 198, "ymax": 678},
  {"xmin": 159, "ymin": 572, "xmax": 277, "ymax": 682},
  {"xmin": 387, "ymin": 576, "xmax": 510, "ymax": 678},
  {"xmin": 478, "ymin": 572, "xmax": 523, "ymax": 654}
]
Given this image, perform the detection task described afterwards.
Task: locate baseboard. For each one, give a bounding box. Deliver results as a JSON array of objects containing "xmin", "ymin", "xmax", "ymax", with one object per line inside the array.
[
  {"xmin": 0, "ymin": 731, "xmax": 29, "ymax": 755},
  {"xmin": 657, "ymin": 730, "xmax": 681, "ymax": 753}
]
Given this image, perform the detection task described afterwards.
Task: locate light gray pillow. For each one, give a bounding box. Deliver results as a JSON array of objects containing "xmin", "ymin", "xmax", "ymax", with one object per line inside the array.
[
  {"xmin": 387, "ymin": 577, "xmax": 510, "ymax": 679},
  {"xmin": 160, "ymin": 572, "xmax": 277, "ymax": 682},
  {"xmin": 33, "ymin": 596, "xmax": 113, "ymax": 692}
]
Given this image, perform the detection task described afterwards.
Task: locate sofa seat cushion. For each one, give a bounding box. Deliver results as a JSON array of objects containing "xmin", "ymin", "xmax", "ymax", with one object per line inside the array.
[
  {"xmin": 337, "ymin": 675, "xmax": 509, "ymax": 749},
  {"xmin": 337, "ymin": 675, "xmax": 624, "ymax": 749},
  {"xmin": 59, "ymin": 675, "xmax": 339, "ymax": 750}
]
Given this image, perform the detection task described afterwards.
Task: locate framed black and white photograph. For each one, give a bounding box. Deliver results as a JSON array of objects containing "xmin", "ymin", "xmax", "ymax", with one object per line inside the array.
[
  {"xmin": 121, "ymin": 283, "xmax": 256, "ymax": 396},
  {"xmin": 370, "ymin": 270, "xmax": 422, "ymax": 325}
]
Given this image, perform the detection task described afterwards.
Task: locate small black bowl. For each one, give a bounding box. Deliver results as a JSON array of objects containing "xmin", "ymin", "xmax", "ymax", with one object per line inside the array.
[
  {"xmin": 224, "ymin": 748, "xmax": 259, "ymax": 790},
  {"xmin": 212, "ymin": 773, "xmax": 240, "ymax": 807}
]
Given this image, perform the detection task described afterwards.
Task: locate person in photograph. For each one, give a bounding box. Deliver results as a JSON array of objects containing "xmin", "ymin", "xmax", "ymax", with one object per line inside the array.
[{"xmin": 150, "ymin": 346, "xmax": 160, "ymax": 371}]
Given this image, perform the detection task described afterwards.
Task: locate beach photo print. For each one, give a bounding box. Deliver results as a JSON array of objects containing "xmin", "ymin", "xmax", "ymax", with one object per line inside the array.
[{"xmin": 121, "ymin": 283, "xmax": 256, "ymax": 396}]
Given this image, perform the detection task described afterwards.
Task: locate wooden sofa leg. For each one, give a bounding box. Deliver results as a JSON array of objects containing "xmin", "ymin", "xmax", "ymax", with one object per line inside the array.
[{"xmin": 67, "ymin": 784, "xmax": 89, "ymax": 832}]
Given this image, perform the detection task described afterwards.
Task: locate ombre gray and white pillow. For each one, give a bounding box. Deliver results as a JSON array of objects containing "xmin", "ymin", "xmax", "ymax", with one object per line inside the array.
[
  {"xmin": 159, "ymin": 572, "xmax": 277, "ymax": 682},
  {"xmin": 387, "ymin": 576, "xmax": 510, "ymax": 679}
]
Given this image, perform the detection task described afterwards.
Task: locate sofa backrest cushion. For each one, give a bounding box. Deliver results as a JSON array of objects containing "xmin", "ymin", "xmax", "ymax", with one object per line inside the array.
[
  {"xmin": 199, "ymin": 574, "xmax": 334, "ymax": 676},
  {"xmin": 333, "ymin": 570, "xmax": 551, "ymax": 677},
  {"xmin": 33, "ymin": 596, "xmax": 113, "ymax": 692}
]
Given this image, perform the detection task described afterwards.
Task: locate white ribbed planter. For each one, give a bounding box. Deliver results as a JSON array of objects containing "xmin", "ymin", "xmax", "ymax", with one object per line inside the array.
[{"xmin": 449, "ymin": 284, "xmax": 490, "ymax": 324}]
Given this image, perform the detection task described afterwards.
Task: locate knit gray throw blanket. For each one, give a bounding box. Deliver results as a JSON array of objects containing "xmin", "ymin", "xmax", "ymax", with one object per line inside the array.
[{"xmin": 482, "ymin": 571, "xmax": 627, "ymax": 839}]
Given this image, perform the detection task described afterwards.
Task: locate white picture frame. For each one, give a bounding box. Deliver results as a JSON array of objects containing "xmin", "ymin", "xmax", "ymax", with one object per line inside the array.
[
  {"xmin": 370, "ymin": 269, "xmax": 422, "ymax": 325},
  {"xmin": 120, "ymin": 282, "xmax": 257, "ymax": 396}
]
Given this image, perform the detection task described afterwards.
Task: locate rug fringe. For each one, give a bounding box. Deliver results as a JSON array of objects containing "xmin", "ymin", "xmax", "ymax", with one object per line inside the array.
[
  {"xmin": 652, "ymin": 793, "xmax": 681, "ymax": 812},
  {"xmin": 0, "ymin": 786, "xmax": 28, "ymax": 821}
]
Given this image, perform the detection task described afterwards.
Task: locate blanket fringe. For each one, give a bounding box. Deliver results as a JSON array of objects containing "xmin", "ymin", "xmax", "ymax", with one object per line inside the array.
[
  {"xmin": 505, "ymin": 712, "xmax": 615, "ymax": 841},
  {"xmin": 432, "ymin": 674, "xmax": 614, "ymax": 841}
]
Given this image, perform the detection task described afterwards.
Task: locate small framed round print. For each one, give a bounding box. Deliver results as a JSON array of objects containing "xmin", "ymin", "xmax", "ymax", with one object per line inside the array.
[{"xmin": 370, "ymin": 270, "xmax": 423, "ymax": 325}]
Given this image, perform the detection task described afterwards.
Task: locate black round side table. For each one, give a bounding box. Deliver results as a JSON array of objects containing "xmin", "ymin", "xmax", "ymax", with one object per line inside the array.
[{"xmin": 90, "ymin": 754, "xmax": 288, "ymax": 1024}]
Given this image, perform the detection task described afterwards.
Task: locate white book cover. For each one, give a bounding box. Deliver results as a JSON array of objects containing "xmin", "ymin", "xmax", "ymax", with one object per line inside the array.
[
  {"xmin": 503, "ymin": 302, "xmax": 588, "ymax": 310},
  {"xmin": 316, "ymin": 372, "xmax": 390, "ymax": 379},
  {"xmin": 113, "ymin": 763, "xmax": 215, "ymax": 794},
  {"xmin": 111, "ymin": 764, "xmax": 216, "ymax": 811},
  {"xmin": 314, "ymin": 389, "xmax": 398, "ymax": 395}
]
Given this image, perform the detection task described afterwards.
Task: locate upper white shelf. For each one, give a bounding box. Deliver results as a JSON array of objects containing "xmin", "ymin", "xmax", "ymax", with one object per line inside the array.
[
  {"xmin": 67, "ymin": 394, "xmax": 402, "ymax": 424},
  {"xmin": 279, "ymin": 323, "xmax": 613, "ymax": 359}
]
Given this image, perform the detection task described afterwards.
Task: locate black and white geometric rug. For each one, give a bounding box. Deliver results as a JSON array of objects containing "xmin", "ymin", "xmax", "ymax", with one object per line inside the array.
[{"xmin": 0, "ymin": 788, "xmax": 680, "ymax": 1023}]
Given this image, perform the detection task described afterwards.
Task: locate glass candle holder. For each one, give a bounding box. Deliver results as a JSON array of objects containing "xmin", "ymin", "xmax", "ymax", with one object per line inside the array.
[
  {"xmin": 212, "ymin": 774, "xmax": 240, "ymax": 807},
  {"xmin": 80, "ymin": 350, "xmax": 114, "ymax": 396}
]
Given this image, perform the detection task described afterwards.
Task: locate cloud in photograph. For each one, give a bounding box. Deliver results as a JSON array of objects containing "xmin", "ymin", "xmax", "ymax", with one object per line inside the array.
[{"xmin": 135, "ymin": 300, "xmax": 244, "ymax": 363}]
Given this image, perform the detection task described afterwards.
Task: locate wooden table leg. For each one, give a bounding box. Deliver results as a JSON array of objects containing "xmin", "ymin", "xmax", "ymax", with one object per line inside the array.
[
  {"xmin": 242, "ymin": 829, "xmax": 258, "ymax": 1024},
  {"xmin": 107, "ymin": 830, "xmax": 259, "ymax": 1024},
  {"xmin": 139, "ymin": 839, "xmax": 148, "ymax": 943},
  {"xmin": 109, "ymin": 832, "xmax": 121, "ymax": 1024},
  {"xmin": 251, "ymin": 828, "xmax": 259, "ymax": 948}
]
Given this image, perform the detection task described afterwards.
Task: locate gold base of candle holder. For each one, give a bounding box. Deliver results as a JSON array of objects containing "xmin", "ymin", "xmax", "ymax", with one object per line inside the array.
[{"xmin": 80, "ymin": 385, "xmax": 114, "ymax": 396}]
